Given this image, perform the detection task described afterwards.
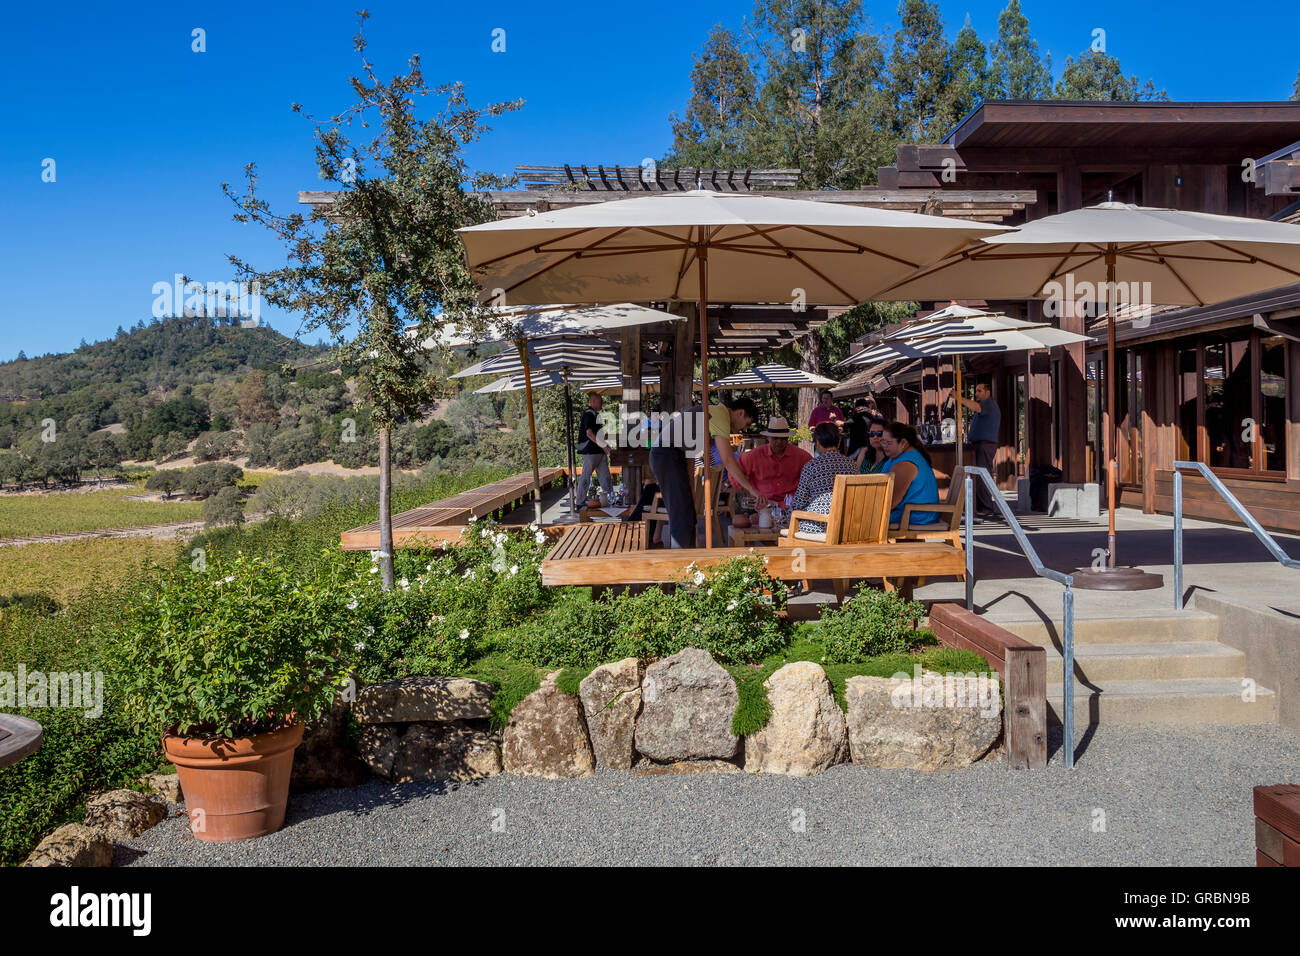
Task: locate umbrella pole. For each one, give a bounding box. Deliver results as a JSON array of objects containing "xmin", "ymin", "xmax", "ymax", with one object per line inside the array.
[
  {"xmin": 1106, "ymin": 252, "xmax": 1117, "ymax": 567},
  {"xmin": 518, "ymin": 340, "xmax": 544, "ymax": 527},
  {"xmin": 563, "ymin": 370, "xmax": 577, "ymax": 516},
  {"xmin": 955, "ymin": 358, "xmax": 964, "ymax": 470},
  {"xmin": 698, "ymin": 238, "xmax": 713, "ymax": 548}
]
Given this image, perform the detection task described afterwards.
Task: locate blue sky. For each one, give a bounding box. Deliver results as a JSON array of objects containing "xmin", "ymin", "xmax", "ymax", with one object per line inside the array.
[{"xmin": 1, "ymin": 0, "xmax": 1293, "ymax": 361}]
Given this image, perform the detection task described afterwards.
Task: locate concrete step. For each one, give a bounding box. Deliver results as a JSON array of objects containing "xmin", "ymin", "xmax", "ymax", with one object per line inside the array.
[
  {"xmin": 1039, "ymin": 641, "xmax": 1247, "ymax": 682},
  {"xmin": 999, "ymin": 610, "xmax": 1220, "ymax": 646},
  {"xmin": 1045, "ymin": 677, "xmax": 1276, "ymax": 726}
]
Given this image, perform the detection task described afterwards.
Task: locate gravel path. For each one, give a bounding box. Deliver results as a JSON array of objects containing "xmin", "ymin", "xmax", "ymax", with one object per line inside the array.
[{"xmin": 120, "ymin": 723, "xmax": 1300, "ymax": 867}]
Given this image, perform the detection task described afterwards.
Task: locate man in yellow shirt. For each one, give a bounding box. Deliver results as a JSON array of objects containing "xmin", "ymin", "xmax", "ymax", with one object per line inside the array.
[{"xmin": 649, "ymin": 396, "xmax": 764, "ymax": 548}]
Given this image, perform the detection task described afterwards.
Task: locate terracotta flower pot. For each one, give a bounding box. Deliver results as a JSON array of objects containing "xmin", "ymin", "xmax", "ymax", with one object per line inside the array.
[{"xmin": 163, "ymin": 723, "xmax": 304, "ymax": 842}]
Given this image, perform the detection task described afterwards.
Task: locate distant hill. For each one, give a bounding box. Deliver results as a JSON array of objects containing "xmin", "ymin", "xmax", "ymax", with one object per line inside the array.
[{"xmin": 0, "ymin": 315, "xmax": 327, "ymax": 405}]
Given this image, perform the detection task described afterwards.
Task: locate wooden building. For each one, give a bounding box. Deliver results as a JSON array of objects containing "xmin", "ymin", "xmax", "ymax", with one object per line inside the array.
[{"xmin": 848, "ymin": 101, "xmax": 1300, "ymax": 530}]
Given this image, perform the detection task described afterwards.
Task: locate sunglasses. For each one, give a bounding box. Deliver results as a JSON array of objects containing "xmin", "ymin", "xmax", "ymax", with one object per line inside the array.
[{"xmin": 868, "ymin": 431, "xmax": 883, "ymax": 437}]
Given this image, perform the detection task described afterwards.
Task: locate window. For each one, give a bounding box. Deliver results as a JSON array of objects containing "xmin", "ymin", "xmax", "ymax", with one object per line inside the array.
[{"xmin": 1176, "ymin": 329, "xmax": 1287, "ymax": 478}]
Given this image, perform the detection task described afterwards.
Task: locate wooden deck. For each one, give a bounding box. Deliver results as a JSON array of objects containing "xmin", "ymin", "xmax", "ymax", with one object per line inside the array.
[
  {"xmin": 340, "ymin": 468, "xmax": 567, "ymax": 550},
  {"xmin": 540, "ymin": 526, "xmax": 965, "ymax": 590}
]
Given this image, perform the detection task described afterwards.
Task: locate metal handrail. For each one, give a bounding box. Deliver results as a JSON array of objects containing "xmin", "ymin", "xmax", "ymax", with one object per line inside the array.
[
  {"xmin": 1172, "ymin": 461, "xmax": 1300, "ymax": 610},
  {"xmin": 961, "ymin": 468, "xmax": 1078, "ymax": 768}
]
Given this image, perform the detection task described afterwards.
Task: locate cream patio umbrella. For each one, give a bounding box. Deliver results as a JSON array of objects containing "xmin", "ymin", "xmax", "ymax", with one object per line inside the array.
[
  {"xmin": 873, "ymin": 202, "xmax": 1300, "ymax": 588},
  {"xmin": 457, "ymin": 190, "xmax": 1006, "ymax": 546}
]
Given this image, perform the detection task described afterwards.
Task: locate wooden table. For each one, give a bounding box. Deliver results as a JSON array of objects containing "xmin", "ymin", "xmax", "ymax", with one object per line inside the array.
[
  {"xmin": 728, "ymin": 525, "xmax": 782, "ymax": 547},
  {"xmin": 0, "ymin": 714, "xmax": 44, "ymax": 768}
]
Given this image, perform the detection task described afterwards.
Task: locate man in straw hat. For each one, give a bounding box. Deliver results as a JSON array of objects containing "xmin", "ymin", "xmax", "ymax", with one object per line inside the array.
[{"xmin": 738, "ymin": 416, "xmax": 812, "ymax": 506}]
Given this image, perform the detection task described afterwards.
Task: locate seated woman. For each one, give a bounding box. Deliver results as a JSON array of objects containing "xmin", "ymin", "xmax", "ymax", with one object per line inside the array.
[
  {"xmin": 879, "ymin": 421, "xmax": 940, "ymax": 526},
  {"xmin": 788, "ymin": 423, "xmax": 857, "ymax": 537},
  {"xmin": 852, "ymin": 415, "xmax": 889, "ymax": 475}
]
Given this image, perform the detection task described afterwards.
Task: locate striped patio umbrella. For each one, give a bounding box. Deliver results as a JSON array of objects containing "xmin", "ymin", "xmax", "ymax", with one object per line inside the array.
[
  {"xmin": 840, "ymin": 305, "xmax": 1091, "ymax": 467},
  {"xmin": 709, "ymin": 362, "xmax": 839, "ymax": 413}
]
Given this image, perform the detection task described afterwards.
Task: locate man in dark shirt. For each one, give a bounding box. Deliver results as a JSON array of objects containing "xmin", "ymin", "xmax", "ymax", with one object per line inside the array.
[
  {"xmin": 575, "ymin": 393, "xmax": 613, "ymax": 505},
  {"xmin": 960, "ymin": 382, "xmax": 1001, "ymax": 516}
]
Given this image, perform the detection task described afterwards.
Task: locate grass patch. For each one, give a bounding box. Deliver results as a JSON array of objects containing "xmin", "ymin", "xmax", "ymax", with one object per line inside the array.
[
  {"xmin": 461, "ymin": 654, "xmax": 545, "ymax": 731},
  {"xmin": 554, "ymin": 665, "xmax": 594, "ymax": 697},
  {"xmin": 0, "ymin": 488, "xmax": 202, "ymax": 537},
  {"xmin": 726, "ymin": 639, "xmax": 992, "ymax": 735},
  {"xmin": 0, "ymin": 538, "xmax": 176, "ymax": 605}
]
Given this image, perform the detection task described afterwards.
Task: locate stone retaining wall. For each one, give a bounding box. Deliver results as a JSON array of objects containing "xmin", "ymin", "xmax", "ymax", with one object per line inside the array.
[{"xmin": 350, "ymin": 648, "xmax": 1004, "ymax": 781}]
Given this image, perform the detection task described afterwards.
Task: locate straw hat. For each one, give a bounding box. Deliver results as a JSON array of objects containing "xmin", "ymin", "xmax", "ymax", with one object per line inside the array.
[{"xmin": 761, "ymin": 416, "xmax": 792, "ymax": 438}]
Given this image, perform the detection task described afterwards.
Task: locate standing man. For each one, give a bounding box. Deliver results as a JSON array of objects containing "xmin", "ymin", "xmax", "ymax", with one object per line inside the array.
[
  {"xmin": 739, "ymin": 416, "xmax": 810, "ymax": 505},
  {"xmin": 961, "ymin": 381, "xmax": 1002, "ymax": 517},
  {"xmin": 808, "ymin": 389, "xmax": 846, "ymax": 432},
  {"xmin": 650, "ymin": 396, "xmax": 766, "ymax": 548},
  {"xmin": 575, "ymin": 392, "xmax": 613, "ymax": 505}
]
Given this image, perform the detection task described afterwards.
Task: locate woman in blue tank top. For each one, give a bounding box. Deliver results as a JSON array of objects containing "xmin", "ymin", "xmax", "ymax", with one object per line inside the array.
[{"xmin": 880, "ymin": 422, "xmax": 940, "ymax": 525}]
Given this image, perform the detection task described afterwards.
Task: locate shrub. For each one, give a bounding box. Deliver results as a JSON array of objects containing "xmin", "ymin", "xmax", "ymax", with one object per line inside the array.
[
  {"xmin": 110, "ymin": 553, "xmax": 354, "ymax": 738},
  {"xmin": 181, "ymin": 461, "xmax": 243, "ymax": 498},
  {"xmin": 673, "ymin": 556, "xmax": 789, "ymax": 664},
  {"xmin": 144, "ymin": 469, "xmax": 183, "ymax": 499},
  {"xmin": 817, "ymin": 583, "xmax": 928, "ymax": 662},
  {"xmin": 202, "ymin": 485, "xmax": 245, "ymax": 527}
]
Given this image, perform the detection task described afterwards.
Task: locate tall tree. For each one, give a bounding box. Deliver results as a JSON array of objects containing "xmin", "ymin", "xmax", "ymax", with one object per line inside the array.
[
  {"xmin": 224, "ymin": 12, "xmax": 520, "ymax": 589},
  {"xmin": 1291, "ymin": 69, "xmax": 1299, "ymax": 101},
  {"xmin": 942, "ymin": 16, "xmax": 990, "ymax": 128},
  {"xmin": 1054, "ymin": 50, "xmax": 1168, "ymax": 101},
  {"xmin": 886, "ymin": 0, "xmax": 952, "ymax": 143},
  {"xmin": 667, "ymin": 26, "xmax": 760, "ymax": 168},
  {"xmin": 988, "ymin": 0, "xmax": 1051, "ymax": 99}
]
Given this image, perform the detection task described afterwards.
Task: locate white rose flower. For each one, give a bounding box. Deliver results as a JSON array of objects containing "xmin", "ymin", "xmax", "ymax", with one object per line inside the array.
[
  {"xmin": 353, "ymin": 641, "xmax": 366, "ymax": 652},
  {"xmin": 535, "ymin": 531, "xmax": 547, "ymax": 545},
  {"xmin": 692, "ymin": 571, "xmax": 705, "ymax": 586},
  {"xmin": 346, "ymin": 600, "xmax": 358, "ymax": 611},
  {"xmin": 222, "ymin": 575, "xmax": 235, "ymax": 584},
  {"xmin": 459, "ymin": 629, "xmax": 470, "ymax": 641},
  {"xmin": 509, "ymin": 564, "xmax": 519, "ymax": 576}
]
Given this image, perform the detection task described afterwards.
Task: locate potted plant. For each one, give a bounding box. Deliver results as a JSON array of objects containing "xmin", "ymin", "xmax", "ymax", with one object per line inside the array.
[{"xmin": 113, "ymin": 553, "xmax": 352, "ymax": 842}]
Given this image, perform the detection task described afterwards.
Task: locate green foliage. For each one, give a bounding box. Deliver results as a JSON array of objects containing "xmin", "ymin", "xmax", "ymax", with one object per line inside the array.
[
  {"xmin": 1054, "ymin": 50, "xmax": 1167, "ymax": 102},
  {"xmin": 145, "ymin": 469, "xmax": 183, "ymax": 498},
  {"xmin": 202, "ymin": 485, "xmax": 245, "ymax": 527},
  {"xmin": 110, "ymin": 553, "xmax": 355, "ymax": 738},
  {"xmin": 989, "ymin": 0, "xmax": 1052, "ymax": 98},
  {"xmin": 181, "ymin": 461, "xmax": 243, "ymax": 498},
  {"xmin": 816, "ymin": 583, "xmax": 927, "ymax": 661},
  {"xmin": 460, "ymin": 655, "xmax": 545, "ymax": 732},
  {"xmin": 553, "ymin": 666, "xmax": 593, "ymax": 698}
]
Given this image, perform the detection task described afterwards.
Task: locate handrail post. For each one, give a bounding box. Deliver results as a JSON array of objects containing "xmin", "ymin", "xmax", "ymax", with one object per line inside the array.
[
  {"xmin": 1062, "ymin": 585, "xmax": 1075, "ymax": 769},
  {"xmin": 964, "ymin": 474, "xmax": 974, "ymax": 611},
  {"xmin": 1173, "ymin": 468, "xmax": 1184, "ymax": 611}
]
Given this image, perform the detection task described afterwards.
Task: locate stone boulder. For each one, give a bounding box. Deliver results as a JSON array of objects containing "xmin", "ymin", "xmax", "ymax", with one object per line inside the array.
[
  {"xmin": 140, "ymin": 772, "xmax": 182, "ymax": 804},
  {"xmin": 22, "ymin": 824, "xmax": 113, "ymax": 867},
  {"xmin": 744, "ymin": 661, "xmax": 847, "ymax": 776},
  {"xmin": 635, "ymin": 648, "xmax": 739, "ymax": 762},
  {"xmin": 358, "ymin": 724, "xmax": 401, "ymax": 778},
  {"xmin": 292, "ymin": 697, "xmax": 369, "ymax": 790},
  {"xmin": 392, "ymin": 722, "xmax": 502, "ymax": 782},
  {"xmin": 845, "ymin": 673, "xmax": 1002, "ymax": 771},
  {"xmin": 354, "ymin": 676, "xmax": 493, "ymax": 724},
  {"xmin": 82, "ymin": 789, "xmax": 166, "ymax": 841},
  {"xmin": 502, "ymin": 682, "xmax": 594, "ymax": 779},
  {"xmin": 579, "ymin": 658, "xmax": 643, "ymax": 769}
]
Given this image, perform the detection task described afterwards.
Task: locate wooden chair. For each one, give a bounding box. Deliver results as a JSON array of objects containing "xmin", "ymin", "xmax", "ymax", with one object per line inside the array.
[
  {"xmin": 890, "ymin": 465, "xmax": 967, "ymax": 586},
  {"xmin": 643, "ymin": 464, "xmax": 723, "ymax": 548},
  {"xmin": 779, "ymin": 473, "xmax": 894, "ymax": 601}
]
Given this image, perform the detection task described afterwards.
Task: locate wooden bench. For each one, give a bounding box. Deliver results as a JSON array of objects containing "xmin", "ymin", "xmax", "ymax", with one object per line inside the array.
[
  {"xmin": 540, "ymin": 539, "xmax": 966, "ymax": 591},
  {"xmin": 928, "ymin": 603, "xmax": 1047, "ymax": 770},
  {"xmin": 1254, "ymin": 785, "xmax": 1300, "ymax": 866},
  {"xmin": 340, "ymin": 468, "xmax": 568, "ymax": 550}
]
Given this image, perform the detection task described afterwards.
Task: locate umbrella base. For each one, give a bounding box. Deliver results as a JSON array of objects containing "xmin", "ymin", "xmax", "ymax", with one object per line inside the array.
[{"xmin": 1070, "ymin": 565, "xmax": 1164, "ymax": 591}]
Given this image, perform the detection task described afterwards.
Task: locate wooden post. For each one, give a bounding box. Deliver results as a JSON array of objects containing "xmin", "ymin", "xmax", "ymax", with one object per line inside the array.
[
  {"xmin": 620, "ymin": 326, "xmax": 642, "ymax": 497},
  {"xmin": 698, "ymin": 236, "xmax": 713, "ymax": 548},
  {"xmin": 518, "ymin": 340, "xmax": 544, "ymax": 526}
]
